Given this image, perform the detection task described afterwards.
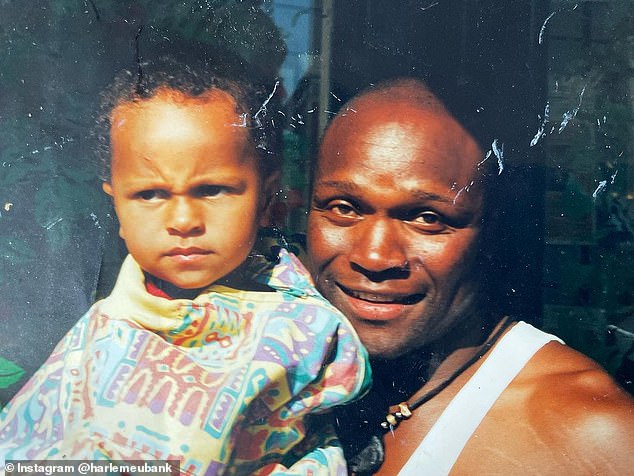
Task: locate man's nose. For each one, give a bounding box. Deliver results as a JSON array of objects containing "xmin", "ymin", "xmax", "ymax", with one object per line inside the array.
[
  {"xmin": 349, "ymin": 218, "xmax": 409, "ymax": 277},
  {"xmin": 166, "ymin": 197, "xmax": 205, "ymax": 237}
]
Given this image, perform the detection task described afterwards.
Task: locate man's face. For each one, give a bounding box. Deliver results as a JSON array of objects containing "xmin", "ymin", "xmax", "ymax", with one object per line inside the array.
[
  {"xmin": 307, "ymin": 99, "xmax": 486, "ymax": 358},
  {"xmin": 103, "ymin": 88, "xmax": 267, "ymax": 290}
]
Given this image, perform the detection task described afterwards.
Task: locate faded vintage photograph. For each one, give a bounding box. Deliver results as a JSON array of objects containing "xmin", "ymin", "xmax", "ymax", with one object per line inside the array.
[{"xmin": 1, "ymin": 1, "xmax": 633, "ymax": 474}]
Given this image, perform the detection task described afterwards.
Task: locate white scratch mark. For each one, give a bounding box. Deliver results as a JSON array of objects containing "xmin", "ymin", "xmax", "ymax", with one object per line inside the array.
[
  {"xmin": 530, "ymin": 102, "xmax": 550, "ymax": 147},
  {"xmin": 558, "ymin": 86, "xmax": 586, "ymax": 134},
  {"xmin": 420, "ymin": 1, "xmax": 439, "ymax": 11},
  {"xmin": 611, "ymin": 170, "xmax": 618, "ymax": 184},
  {"xmin": 90, "ymin": 212, "xmax": 101, "ymax": 229},
  {"xmin": 453, "ymin": 187, "xmax": 466, "ymax": 204},
  {"xmin": 593, "ymin": 180, "xmax": 607, "ymax": 200},
  {"xmin": 3, "ymin": 202, "xmax": 13, "ymax": 212},
  {"xmin": 307, "ymin": 107, "xmax": 316, "ymax": 113},
  {"xmin": 231, "ymin": 113, "xmax": 248, "ymax": 127},
  {"xmin": 559, "ymin": 111, "xmax": 574, "ymax": 133},
  {"xmin": 492, "ymin": 139, "xmax": 504, "ymax": 175},
  {"xmin": 45, "ymin": 217, "xmax": 63, "ymax": 230},
  {"xmin": 478, "ymin": 149, "xmax": 493, "ymax": 167},
  {"xmin": 254, "ymin": 80, "xmax": 280, "ymax": 123},
  {"xmin": 539, "ymin": 11, "xmax": 557, "ymax": 45},
  {"xmin": 330, "ymin": 91, "xmax": 342, "ymax": 102}
]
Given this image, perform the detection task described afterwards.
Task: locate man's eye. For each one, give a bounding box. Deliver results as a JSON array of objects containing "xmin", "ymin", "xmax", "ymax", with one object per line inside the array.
[
  {"xmin": 411, "ymin": 211, "xmax": 447, "ymax": 231},
  {"xmin": 325, "ymin": 200, "xmax": 361, "ymax": 220}
]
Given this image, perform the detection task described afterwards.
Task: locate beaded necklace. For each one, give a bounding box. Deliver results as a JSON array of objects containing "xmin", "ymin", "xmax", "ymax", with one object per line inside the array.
[{"xmin": 379, "ymin": 317, "xmax": 512, "ymax": 432}]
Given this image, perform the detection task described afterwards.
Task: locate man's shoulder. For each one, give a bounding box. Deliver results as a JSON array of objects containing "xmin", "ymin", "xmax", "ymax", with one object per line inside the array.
[
  {"xmin": 499, "ymin": 342, "xmax": 633, "ymax": 469},
  {"xmin": 519, "ymin": 340, "xmax": 632, "ymax": 408},
  {"xmin": 455, "ymin": 341, "xmax": 634, "ymax": 473}
]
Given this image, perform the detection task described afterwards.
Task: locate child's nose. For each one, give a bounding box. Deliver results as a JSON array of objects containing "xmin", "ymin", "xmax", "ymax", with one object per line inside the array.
[{"xmin": 166, "ymin": 197, "xmax": 205, "ymax": 237}]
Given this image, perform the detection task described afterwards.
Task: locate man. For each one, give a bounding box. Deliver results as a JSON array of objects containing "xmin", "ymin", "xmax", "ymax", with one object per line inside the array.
[{"xmin": 307, "ymin": 78, "xmax": 634, "ymax": 475}]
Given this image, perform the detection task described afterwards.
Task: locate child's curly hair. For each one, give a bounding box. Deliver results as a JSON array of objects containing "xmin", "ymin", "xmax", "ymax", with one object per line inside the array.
[{"xmin": 95, "ymin": 34, "xmax": 284, "ymax": 182}]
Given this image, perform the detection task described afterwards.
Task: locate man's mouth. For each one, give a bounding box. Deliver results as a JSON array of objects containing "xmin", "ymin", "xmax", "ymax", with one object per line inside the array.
[{"xmin": 337, "ymin": 283, "xmax": 425, "ymax": 305}]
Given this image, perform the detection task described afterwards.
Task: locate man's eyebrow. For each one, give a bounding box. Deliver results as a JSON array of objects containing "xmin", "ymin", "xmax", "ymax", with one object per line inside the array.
[
  {"xmin": 410, "ymin": 190, "xmax": 456, "ymax": 205},
  {"xmin": 313, "ymin": 180, "xmax": 362, "ymax": 193},
  {"xmin": 314, "ymin": 180, "xmax": 458, "ymax": 205}
]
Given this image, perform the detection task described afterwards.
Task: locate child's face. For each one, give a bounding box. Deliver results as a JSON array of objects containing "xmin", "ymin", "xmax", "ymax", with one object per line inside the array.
[{"xmin": 103, "ymin": 88, "xmax": 271, "ymax": 290}]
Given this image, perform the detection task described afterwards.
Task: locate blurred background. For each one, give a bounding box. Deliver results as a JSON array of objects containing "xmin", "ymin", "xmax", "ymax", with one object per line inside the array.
[{"xmin": 1, "ymin": 0, "xmax": 633, "ymax": 404}]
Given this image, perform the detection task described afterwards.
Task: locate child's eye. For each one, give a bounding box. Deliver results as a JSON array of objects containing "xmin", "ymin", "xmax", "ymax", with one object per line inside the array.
[
  {"xmin": 136, "ymin": 190, "xmax": 167, "ymax": 201},
  {"xmin": 195, "ymin": 185, "xmax": 228, "ymax": 198}
]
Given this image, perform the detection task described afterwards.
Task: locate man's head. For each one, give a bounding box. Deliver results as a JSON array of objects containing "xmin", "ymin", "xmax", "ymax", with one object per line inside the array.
[{"xmin": 307, "ymin": 78, "xmax": 495, "ymax": 359}]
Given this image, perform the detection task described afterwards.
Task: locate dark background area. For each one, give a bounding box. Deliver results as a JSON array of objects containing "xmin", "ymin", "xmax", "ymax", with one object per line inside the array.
[{"xmin": 1, "ymin": 0, "xmax": 633, "ymax": 404}]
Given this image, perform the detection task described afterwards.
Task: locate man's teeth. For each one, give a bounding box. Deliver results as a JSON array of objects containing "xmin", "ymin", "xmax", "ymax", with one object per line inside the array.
[
  {"xmin": 348, "ymin": 289, "xmax": 405, "ymax": 304},
  {"xmin": 341, "ymin": 285, "xmax": 425, "ymax": 304}
]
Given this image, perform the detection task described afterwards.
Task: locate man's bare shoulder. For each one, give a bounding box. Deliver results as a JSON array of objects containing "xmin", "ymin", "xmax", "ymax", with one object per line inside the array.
[
  {"xmin": 521, "ymin": 341, "xmax": 633, "ymax": 414},
  {"xmin": 522, "ymin": 341, "xmax": 633, "ymax": 434},
  {"xmin": 459, "ymin": 341, "xmax": 634, "ymax": 474}
]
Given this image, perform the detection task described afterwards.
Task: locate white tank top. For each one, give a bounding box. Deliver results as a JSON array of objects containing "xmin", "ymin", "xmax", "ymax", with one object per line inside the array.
[{"xmin": 397, "ymin": 321, "xmax": 563, "ymax": 476}]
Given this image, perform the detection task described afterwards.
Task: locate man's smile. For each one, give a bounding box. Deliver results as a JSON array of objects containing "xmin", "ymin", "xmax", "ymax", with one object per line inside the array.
[
  {"xmin": 334, "ymin": 282, "xmax": 425, "ymax": 321},
  {"xmin": 337, "ymin": 282, "xmax": 425, "ymax": 305}
]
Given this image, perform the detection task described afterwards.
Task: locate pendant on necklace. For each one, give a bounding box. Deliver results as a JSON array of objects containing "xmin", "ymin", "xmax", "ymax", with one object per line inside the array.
[{"xmin": 380, "ymin": 402, "xmax": 413, "ymax": 431}]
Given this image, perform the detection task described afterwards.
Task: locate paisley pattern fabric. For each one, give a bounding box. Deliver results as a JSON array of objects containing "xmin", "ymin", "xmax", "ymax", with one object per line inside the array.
[{"xmin": 0, "ymin": 249, "xmax": 370, "ymax": 475}]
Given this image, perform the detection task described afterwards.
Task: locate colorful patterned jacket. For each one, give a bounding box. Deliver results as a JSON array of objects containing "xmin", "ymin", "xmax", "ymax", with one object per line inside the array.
[{"xmin": 0, "ymin": 248, "xmax": 370, "ymax": 475}]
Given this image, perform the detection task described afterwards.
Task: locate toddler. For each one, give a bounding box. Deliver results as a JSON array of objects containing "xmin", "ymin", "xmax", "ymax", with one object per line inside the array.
[{"xmin": 0, "ymin": 55, "xmax": 370, "ymax": 475}]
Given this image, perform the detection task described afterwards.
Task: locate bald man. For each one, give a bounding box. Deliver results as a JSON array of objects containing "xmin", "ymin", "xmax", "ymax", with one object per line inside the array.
[{"xmin": 307, "ymin": 78, "xmax": 634, "ymax": 475}]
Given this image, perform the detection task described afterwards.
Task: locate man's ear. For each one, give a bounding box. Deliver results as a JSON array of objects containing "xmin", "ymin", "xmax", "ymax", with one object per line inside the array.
[
  {"xmin": 102, "ymin": 182, "xmax": 114, "ymax": 197},
  {"xmin": 259, "ymin": 172, "xmax": 281, "ymax": 227}
]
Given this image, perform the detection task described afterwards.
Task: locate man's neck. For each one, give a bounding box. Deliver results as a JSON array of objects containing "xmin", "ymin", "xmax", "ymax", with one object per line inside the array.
[
  {"xmin": 424, "ymin": 314, "xmax": 509, "ymax": 389},
  {"xmin": 371, "ymin": 312, "xmax": 503, "ymax": 401}
]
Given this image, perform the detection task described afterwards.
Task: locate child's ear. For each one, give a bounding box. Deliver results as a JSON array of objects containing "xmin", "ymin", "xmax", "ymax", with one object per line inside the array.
[
  {"xmin": 259, "ymin": 172, "xmax": 281, "ymax": 227},
  {"xmin": 102, "ymin": 182, "xmax": 114, "ymax": 197},
  {"xmin": 102, "ymin": 182, "xmax": 125, "ymax": 240}
]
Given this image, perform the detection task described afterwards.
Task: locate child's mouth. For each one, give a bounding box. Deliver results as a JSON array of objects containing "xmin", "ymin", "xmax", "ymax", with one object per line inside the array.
[{"xmin": 166, "ymin": 247, "xmax": 212, "ymax": 262}]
